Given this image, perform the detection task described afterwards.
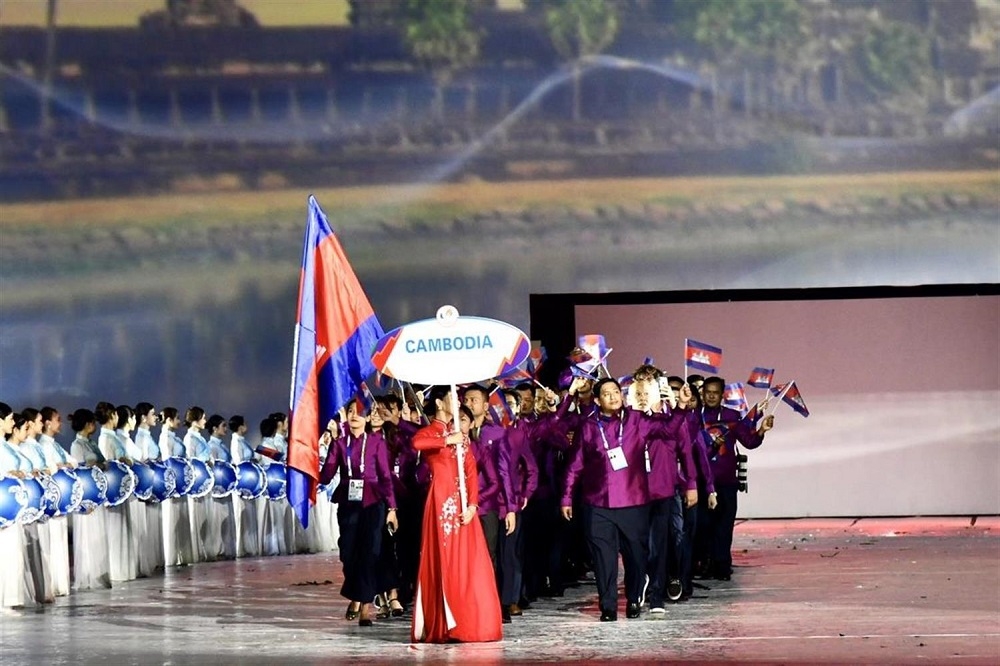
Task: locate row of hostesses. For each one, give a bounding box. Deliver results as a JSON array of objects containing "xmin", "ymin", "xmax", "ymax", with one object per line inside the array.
[{"xmin": 0, "ymin": 401, "xmax": 342, "ymax": 610}]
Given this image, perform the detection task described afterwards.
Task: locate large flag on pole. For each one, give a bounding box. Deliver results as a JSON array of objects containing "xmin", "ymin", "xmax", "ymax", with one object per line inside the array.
[{"xmin": 287, "ymin": 196, "xmax": 384, "ymax": 528}]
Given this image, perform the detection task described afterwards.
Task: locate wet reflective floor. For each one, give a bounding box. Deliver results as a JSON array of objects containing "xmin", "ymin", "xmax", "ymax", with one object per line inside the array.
[{"xmin": 1, "ymin": 517, "xmax": 997, "ymax": 665}]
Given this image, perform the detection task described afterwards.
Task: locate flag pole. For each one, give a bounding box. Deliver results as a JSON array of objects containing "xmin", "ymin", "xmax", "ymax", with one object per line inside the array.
[
  {"xmin": 767, "ymin": 380, "xmax": 794, "ymax": 417},
  {"xmin": 683, "ymin": 338, "xmax": 688, "ymax": 384},
  {"xmin": 450, "ymin": 383, "xmax": 468, "ymax": 514}
]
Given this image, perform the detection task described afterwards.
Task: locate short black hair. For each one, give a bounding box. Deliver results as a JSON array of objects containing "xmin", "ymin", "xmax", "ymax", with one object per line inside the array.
[
  {"xmin": 375, "ymin": 394, "xmax": 403, "ymax": 411},
  {"xmin": 593, "ymin": 377, "xmax": 621, "ymax": 397},
  {"xmin": 702, "ymin": 376, "xmax": 725, "ymax": 391}
]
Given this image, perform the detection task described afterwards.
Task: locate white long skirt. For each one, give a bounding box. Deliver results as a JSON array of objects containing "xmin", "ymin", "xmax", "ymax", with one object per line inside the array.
[
  {"xmin": 234, "ymin": 495, "xmax": 260, "ymax": 557},
  {"xmin": 308, "ymin": 489, "xmax": 336, "ymax": 553},
  {"xmin": 128, "ymin": 497, "xmax": 154, "ymax": 578},
  {"xmin": 25, "ymin": 522, "xmax": 54, "ymax": 602},
  {"xmin": 0, "ymin": 525, "xmax": 37, "ymax": 609},
  {"xmin": 188, "ymin": 496, "xmax": 208, "ymax": 563},
  {"xmin": 258, "ymin": 496, "xmax": 286, "ymax": 556},
  {"xmin": 48, "ymin": 515, "xmax": 71, "ymax": 596},
  {"xmin": 145, "ymin": 501, "xmax": 165, "ymax": 571},
  {"xmin": 163, "ymin": 496, "xmax": 195, "ymax": 566},
  {"xmin": 202, "ymin": 495, "xmax": 221, "ymax": 562},
  {"xmin": 210, "ymin": 496, "xmax": 237, "ymax": 560},
  {"xmin": 285, "ymin": 501, "xmax": 308, "ymax": 554},
  {"xmin": 105, "ymin": 504, "xmax": 136, "ymax": 583},
  {"xmin": 71, "ymin": 509, "xmax": 111, "ymax": 591}
]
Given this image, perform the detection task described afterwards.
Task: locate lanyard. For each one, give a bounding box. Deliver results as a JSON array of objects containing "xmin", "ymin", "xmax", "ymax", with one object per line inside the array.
[
  {"xmin": 346, "ymin": 433, "xmax": 367, "ymax": 478},
  {"xmin": 595, "ymin": 412, "xmax": 624, "ymax": 451},
  {"xmin": 701, "ymin": 406, "xmax": 723, "ymax": 426}
]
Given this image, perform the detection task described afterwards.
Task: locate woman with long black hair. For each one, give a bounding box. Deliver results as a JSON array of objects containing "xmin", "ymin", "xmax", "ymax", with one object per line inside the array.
[{"xmin": 411, "ymin": 386, "xmax": 502, "ymax": 643}]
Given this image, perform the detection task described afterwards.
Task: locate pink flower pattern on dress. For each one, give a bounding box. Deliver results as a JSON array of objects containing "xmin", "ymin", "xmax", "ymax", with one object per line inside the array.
[{"xmin": 439, "ymin": 492, "xmax": 460, "ymax": 544}]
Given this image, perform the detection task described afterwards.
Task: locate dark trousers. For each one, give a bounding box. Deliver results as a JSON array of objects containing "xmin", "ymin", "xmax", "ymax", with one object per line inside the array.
[
  {"xmin": 375, "ymin": 525, "xmax": 401, "ymax": 594},
  {"xmin": 645, "ymin": 494, "xmax": 684, "ymax": 606},
  {"xmin": 582, "ymin": 503, "xmax": 650, "ymax": 614},
  {"xmin": 479, "ymin": 510, "xmax": 500, "ymax": 574},
  {"xmin": 395, "ymin": 492, "xmax": 424, "ymax": 606},
  {"xmin": 499, "ymin": 512, "xmax": 524, "ymax": 605},
  {"xmin": 708, "ymin": 484, "xmax": 739, "ymax": 576},
  {"xmin": 693, "ymin": 492, "xmax": 712, "ymax": 575},
  {"xmin": 523, "ymin": 497, "xmax": 562, "ymax": 597},
  {"xmin": 337, "ymin": 501, "xmax": 385, "ymax": 603},
  {"xmin": 680, "ymin": 500, "xmax": 698, "ymax": 596}
]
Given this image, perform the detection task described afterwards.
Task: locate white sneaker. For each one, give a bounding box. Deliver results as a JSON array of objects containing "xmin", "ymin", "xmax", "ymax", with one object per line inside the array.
[{"xmin": 649, "ymin": 605, "xmax": 666, "ymax": 614}]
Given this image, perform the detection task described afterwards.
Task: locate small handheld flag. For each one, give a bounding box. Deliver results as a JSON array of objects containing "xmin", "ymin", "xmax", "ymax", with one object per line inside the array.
[
  {"xmin": 747, "ymin": 367, "xmax": 775, "ymax": 389},
  {"xmin": 772, "ymin": 380, "xmax": 809, "ymax": 417},
  {"xmin": 723, "ymin": 382, "xmax": 749, "ymax": 415},
  {"xmin": 685, "ymin": 339, "xmax": 722, "ymax": 374},
  {"xmin": 578, "ymin": 334, "xmax": 612, "ymax": 375}
]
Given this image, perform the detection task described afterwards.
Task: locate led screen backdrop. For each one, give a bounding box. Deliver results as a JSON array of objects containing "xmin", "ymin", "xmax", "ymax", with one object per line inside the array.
[{"xmin": 530, "ymin": 285, "xmax": 1000, "ymax": 518}]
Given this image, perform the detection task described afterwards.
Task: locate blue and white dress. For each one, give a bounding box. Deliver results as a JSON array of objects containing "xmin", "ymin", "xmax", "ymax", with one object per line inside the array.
[
  {"xmin": 160, "ymin": 426, "xmax": 194, "ymax": 566},
  {"xmin": 70, "ymin": 434, "xmax": 111, "ymax": 591},
  {"xmin": 99, "ymin": 427, "xmax": 137, "ymax": 582},
  {"xmin": 230, "ymin": 433, "xmax": 260, "ymax": 557},
  {"xmin": 0, "ymin": 442, "xmax": 38, "ymax": 609}
]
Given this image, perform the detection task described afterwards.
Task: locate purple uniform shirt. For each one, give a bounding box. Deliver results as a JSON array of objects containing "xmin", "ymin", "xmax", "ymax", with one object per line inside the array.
[
  {"xmin": 559, "ymin": 398, "xmax": 687, "ymax": 509},
  {"xmin": 499, "ymin": 419, "xmax": 539, "ymax": 514},
  {"xmin": 645, "ymin": 407, "xmax": 698, "ymax": 500},
  {"xmin": 700, "ymin": 405, "xmax": 764, "ymax": 486},
  {"xmin": 683, "ymin": 411, "xmax": 716, "ymax": 494},
  {"xmin": 471, "ymin": 421, "xmax": 505, "ymax": 517},
  {"xmin": 319, "ymin": 430, "xmax": 396, "ymax": 509}
]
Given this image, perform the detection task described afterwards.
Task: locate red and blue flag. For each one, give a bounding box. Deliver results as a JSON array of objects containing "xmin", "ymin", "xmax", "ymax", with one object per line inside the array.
[
  {"xmin": 741, "ymin": 402, "xmax": 763, "ymax": 427},
  {"xmin": 488, "ymin": 387, "xmax": 514, "ymax": 427},
  {"xmin": 747, "ymin": 367, "xmax": 775, "ymax": 389},
  {"xmin": 685, "ymin": 338, "xmax": 722, "ymax": 374},
  {"xmin": 723, "ymin": 382, "xmax": 749, "ymax": 415},
  {"xmin": 287, "ymin": 196, "xmax": 384, "ymax": 528},
  {"xmin": 526, "ymin": 345, "xmax": 547, "ymax": 379},
  {"xmin": 772, "ymin": 380, "xmax": 809, "ymax": 417}
]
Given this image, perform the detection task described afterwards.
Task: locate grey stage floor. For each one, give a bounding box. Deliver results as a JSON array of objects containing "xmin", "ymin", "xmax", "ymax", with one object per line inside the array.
[{"xmin": 1, "ymin": 517, "xmax": 998, "ymax": 665}]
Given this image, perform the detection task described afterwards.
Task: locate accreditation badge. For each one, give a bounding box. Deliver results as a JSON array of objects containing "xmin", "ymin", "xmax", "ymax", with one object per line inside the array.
[
  {"xmin": 348, "ymin": 479, "xmax": 365, "ymax": 502},
  {"xmin": 607, "ymin": 446, "xmax": 628, "ymax": 471}
]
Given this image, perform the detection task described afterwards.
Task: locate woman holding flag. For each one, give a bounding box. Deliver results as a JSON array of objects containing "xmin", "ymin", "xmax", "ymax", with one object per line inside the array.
[
  {"xmin": 318, "ymin": 398, "xmax": 397, "ymax": 627},
  {"xmin": 411, "ymin": 386, "xmax": 502, "ymax": 643}
]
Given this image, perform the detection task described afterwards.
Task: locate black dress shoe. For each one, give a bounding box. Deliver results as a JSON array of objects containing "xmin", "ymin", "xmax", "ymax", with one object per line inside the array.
[
  {"xmin": 599, "ymin": 610, "xmax": 617, "ymax": 622},
  {"xmin": 501, "ymin": 606, "xmax": 512, "ymax": 624},
  {"xmin": 626, "ymin": 601, "xmax": 641, "ymax": 619}
]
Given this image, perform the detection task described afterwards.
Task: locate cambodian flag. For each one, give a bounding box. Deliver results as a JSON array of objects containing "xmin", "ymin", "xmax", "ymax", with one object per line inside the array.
[
  {"xmin": 488, "ymin": 388, "xmax": 513, "ymax": 427},
  {"xmin": 747, "ymin": 367, "xmax": 775, "ymax": 389},
  {"xmin": 723, "ymin": 382, "xmax": 749, "ymax": 415},
  {"xmin": 773, "ymin": 381, "xmax": 810, "ymax": 417},
  {"xmin": 685, "ymin": 338, "xmax": 722, "ymax": 374},
  {"xmin": 578, "ymin": 334, "xmax": 611, "ymax": 375},
  {"xmin": 741, "ymin": 402, "xmax": 763, "ymax": 427},
  {"xmin": 287, "ymin": 196, "xmax": 385, "ymax": 528},
  {"xmin": 526, "ymin": 345, "xmax": 547, "ymax": 379}
]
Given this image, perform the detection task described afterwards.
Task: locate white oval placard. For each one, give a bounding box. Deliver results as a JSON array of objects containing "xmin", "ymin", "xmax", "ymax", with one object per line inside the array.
[{"xmin": 371, "ymin": 313, "xmax": 530, "ymax": 386}]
